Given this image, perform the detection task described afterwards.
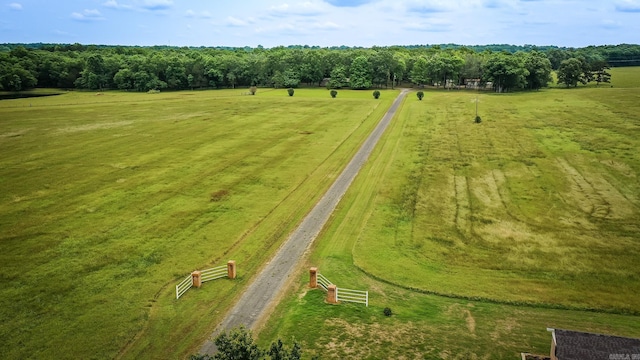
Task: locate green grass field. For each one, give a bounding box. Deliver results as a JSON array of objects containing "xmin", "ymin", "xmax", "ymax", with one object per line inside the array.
[
  {"xmin": 1, "ymin": 67, "xmax": 639, "ymax": 360},
  {"xmin": 259, "ymin": 69, "xmax": 640, "ymax": 359},
  {"xmin": 0, "ymin": 87, "xmax": 398, "ymax": 359}
]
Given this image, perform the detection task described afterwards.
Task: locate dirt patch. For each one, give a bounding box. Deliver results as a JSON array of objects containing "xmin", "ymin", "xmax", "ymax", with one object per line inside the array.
[
  {"xmin": 601, "ymin": 159, "xmax": 636, "ymax": 178},
  {"xmin": 490, "ymin": 317, "xmax": 519, "ymax": 343},
  {"xmin": 318, "ymin": 318, "xmax": 432, "ymax": 360},
  {"xmin": 556, "ymin": 157, "xmax": 634, "ymax": 219},
  {"xmin": 56, "ymin": 121, "xmax": 133, "ymax": 134},
  {"xmin": 471, "ymin": 170, "xmax": 503, "ymax": 209},
  {"xmin": 454, "ymin": 176, "xmax": 471, "ymax": 237},
  {"xmin": 0, "ymin": 130, "xmax": 28, "ymax": 138},
  {"xmin": 445, "ymin": 303, "xmax": 476, "ymax": 335},
  {"xmin": 465, "ymin": 309, "xmax": 476, "ymax": 334},
  {"xmin": 210, "ymin": 189, "xmax": 230, "ymax": 202}
]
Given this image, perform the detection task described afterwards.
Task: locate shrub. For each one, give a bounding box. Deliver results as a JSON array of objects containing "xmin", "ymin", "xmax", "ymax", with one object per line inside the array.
[
  {"xmin": 373, "ymin": 90, "xmax": 381, "ymax": 99},
  {"xmin": 287, "ymin": 88, "xmax": 294, "ymax": 97},
  {"xmin": 475, "ymin": 115, "xmax": 482, "ymax": 123},
  {"xmin": 383, "ymin": 307, "xmax": 393, "ymax": 317},
  {"xmin": 330, "ymin": 90, "xmax": 338, "ymax": 98},
  {"xmin": 417, "ymin": 91, "xmax": 424, "ymax": 100},
  {"xmin": 210, "ymin": 189, "xmax": 229, "ymax": 202},
  {"xmin": 249, "ymin": 86, "xmax": 257, "ymax": 95}
]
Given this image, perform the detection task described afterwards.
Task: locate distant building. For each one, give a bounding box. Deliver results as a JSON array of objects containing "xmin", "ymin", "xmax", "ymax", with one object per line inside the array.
[{"xmin": 522, "ymin": 328, "xmax": 640, "ymax": 360}]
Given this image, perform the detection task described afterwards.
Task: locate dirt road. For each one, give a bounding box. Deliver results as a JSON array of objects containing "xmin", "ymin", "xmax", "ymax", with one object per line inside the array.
[{"xmin": 199, "ymin": 89, "xmax": 408, "ymax": 355}]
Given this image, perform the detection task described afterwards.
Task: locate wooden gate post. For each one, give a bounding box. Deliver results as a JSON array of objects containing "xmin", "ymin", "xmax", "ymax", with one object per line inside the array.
[
  {"xmin": 327, "ymin": 284, "xmax": 338, "ymax": 304},
  {"xmin": 309, "ymin": 267, "xmax": 318, "ymax": 288},
  {"xmin": 191, "ymin": 270, "xmax": 202, "ymax": 288},
  {"xmin": 227, "ymin": 260, "xmax": 236, "ymax": 279}
]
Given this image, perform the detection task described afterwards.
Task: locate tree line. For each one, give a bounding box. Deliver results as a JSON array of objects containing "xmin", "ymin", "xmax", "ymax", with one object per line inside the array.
[{"xmin": 1, "ymin": 43, "xmax": 637, "ymax": 92}]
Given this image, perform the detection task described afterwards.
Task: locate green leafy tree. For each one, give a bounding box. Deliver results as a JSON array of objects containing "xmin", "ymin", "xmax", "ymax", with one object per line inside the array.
[
  {"xmin": 591, "ymin": 60, "xmax": 612, "ymax": 87},
  {"xmin": 349, "ymin": 55, "xmax": 372, "ymax": 89},
  {"xmin": 271, "ymin": 70, "xmax": 285, "ymax": 88},
  {"xmin": 426, "ymin": 52, "xmax": 464, "ymax": 88},
  {"xmin": 300, "ymin": 50, "xmax": 324, "ymax": 86},
  {"xmin": 327, "ymin": 65, "xmax": 348, "ymax": 89},
  {"xmin": 391, "ymin": 52, "xmax": 407, "ymax": 88},
  {"xmin": 460, "ymin": 53, "xmax": 483, "ymax": 81},
  {"xmin": 113, "ymin": 68, "xmax": 134, "ymax": 90},
  {"xmin": 372, "ymin": 90, "xmax": 380, "ymax": 99},
  {"xmin": 523, "ymin": 51, "xmax": 552, "ymax": 90},
  {"xmin": 212, "ymin": 327, "xmax": 263, "ymax": 360},
  {"xmin": 287, "ymin": 88, "xmax": 294, "ymax": 96},
  {"xmin": 557, "ymin": 58, "xmax": 585, "ymax": 87},
  {"xmin": 330, "ymin": 89, "xmax": 337, "ymax": 98},
  {"xmin": 268, "ymin": 339, "xmax": 301, "ymax": 360},
  {"xmin": 0, "ymin": 62, "xmax": 37, "ymax": 91},
  {"xmin": 370, "ymin": 49, "xmax": 395, "ymax": 88},
  {"xmin": 282, "ymin": 69, "xmax": 300, "ymax": 88},
  {"xmin": 410, "ymin": 56, "xmax": 429, "ymax": 86},
  {"xmin": 483, "ymin": 52, "xmax": 529, "ymax": 92},
  {"xmin": 76, "ymin": 53, "xmax": 108, "ymax": 90},
  {"xmin": 416, "ymin": 91, "xmax": 424, "ymax": 100},
  {"xmin": 190, "ymin": 327, "xmax": 303, "ymax": 360}
]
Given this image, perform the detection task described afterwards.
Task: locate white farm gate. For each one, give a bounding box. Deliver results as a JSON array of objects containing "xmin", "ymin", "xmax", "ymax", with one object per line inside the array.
[
  {"xmin": 336, "ymin": 287, "xmax": 368, "ymax": 307},
  {"xmin": 317, "ymin": 273, "xmax": 333, "ymax": 291},
  {"xmin": 176, "ymin": 275, "xmax": 193, "ymax": 299},
  {"xmin": 201, "ymin": 265, "xmax": 228, "ymax": 282},
  {"xmin": 175, "ymin": 261, "xmax": 236, "ymax": 299},
  {"xmin": 314, "ymin": 270, "xmax": 368, "ymax": 307}
]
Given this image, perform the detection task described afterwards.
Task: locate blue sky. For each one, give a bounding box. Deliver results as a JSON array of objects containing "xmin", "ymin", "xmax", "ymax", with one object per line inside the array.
[{"xmin": 1, "ymin": 0, "xmax": 639, "ymax": 47}]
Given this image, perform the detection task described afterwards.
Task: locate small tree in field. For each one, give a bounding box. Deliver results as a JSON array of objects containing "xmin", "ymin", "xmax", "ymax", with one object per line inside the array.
[
  {"xmin": 417, "ymin": 91, "xmax": 424, "ymax": 100},
  {"xmin": 190, "ymin": 327, "xmax": 303, "ymax": 360},
  {"xmin": 287, "ymin": 88, "xmax": 294, "ymax": 96},
  {"xmin": 206, "ymin": 326, "xmax": 262, "ymax": 360},
  {"xmin": 249, "ymin": 86, "xmax": 257, "ymax": 95},
  {"xmin": 373, "ymin": 90, "xmax": 381, "ymax": 99},
  {"xmin": 330, "ymin": 89, "xmax": 338, "ymax": 98}
]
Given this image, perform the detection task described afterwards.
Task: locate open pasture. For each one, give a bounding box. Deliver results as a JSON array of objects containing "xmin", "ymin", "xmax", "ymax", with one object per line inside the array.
[
  {"xmin": 260, "ymin": 80, "xmax": 640, "ymax": 358},
  {"xmin": 0, "ymin": 88, "xmax": 398, "ymax": 359}
]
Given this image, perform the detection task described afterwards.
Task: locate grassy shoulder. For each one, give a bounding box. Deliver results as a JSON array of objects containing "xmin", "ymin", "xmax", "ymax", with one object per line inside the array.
[
  {"xmin": 259, "ymin": 273, "xmax": 640, "ymax": 359},
  {"xmin": 0, "ymin": 88, "xmax": 398, "ymax": 359},
  {"xmin": 352, "ymin": 88, "xmax": 639, "ymax": 313}
]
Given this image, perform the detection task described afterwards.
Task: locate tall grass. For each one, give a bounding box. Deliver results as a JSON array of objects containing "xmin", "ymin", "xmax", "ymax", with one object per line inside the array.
[
  {"xmin": 260, "ymin": 75, "xmax": 640, "ymax": 358},
  {"xmin": 0, "ymin": 88, "xmax": 398, "ymax": 359}
]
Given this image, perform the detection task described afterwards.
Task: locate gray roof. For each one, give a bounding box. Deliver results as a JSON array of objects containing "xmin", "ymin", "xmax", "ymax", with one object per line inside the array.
[{"xmin": 552, "ymin": 328, "xmax": 640, "ymax": 360}]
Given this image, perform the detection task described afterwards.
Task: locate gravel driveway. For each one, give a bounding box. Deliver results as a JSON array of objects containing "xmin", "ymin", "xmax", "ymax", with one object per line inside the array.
[{"xmin": 200, "ymin": 89, "xmax": 409, "ymax": 355}]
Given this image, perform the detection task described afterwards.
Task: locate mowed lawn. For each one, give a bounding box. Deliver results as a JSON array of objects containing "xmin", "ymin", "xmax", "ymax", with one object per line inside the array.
[
  {"xmin": 260, "ymin": 69, "xmax": 640, "ymax": 359},
  {"xmin": 0, "ymin": 88, "xmax": 398, "ymax": 359}
]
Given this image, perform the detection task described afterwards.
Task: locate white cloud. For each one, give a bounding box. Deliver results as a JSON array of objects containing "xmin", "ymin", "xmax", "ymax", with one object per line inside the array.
[
  {"xmin": 103, "ymin": 0, "xmax": 133, "ymax": 10},
  {"xmin": 403, "ymin": 18, "xmax": 452, "ymax": 32},
  {"xmin": 71, "ymin": 9, "xmax": 105, "ymax": 21},
  {"xmin": 310, "ymin": 21, "xmax": 341, "ymax": 30},
  {"xmin": 8, "ymin": 2, "xmax": 22, "ymax": 10},
  {"xmin": 615, "ymin": 0, "xmax": 640, "ymax": 12},
  {"xmin": 186, "ymin": 9, "xmax": 212, "ymax": 19},
  {"xmin": 600, "ymin": 19, "xmax": 622, "ymax": 29},
  {"xmin": 140, "ymin": 0, "xmax": 173, "ymax": 11},
  {"xmin": 227, "ymin": 16, "xmax": 249, "ymax": 27},
  {"xmin": 269, "ymin": 1, "xmax": 329, "ymax": 16}
]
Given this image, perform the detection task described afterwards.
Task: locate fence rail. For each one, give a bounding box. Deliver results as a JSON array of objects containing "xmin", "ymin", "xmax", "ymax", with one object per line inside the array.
[
  {"xmin": 317, "ymin": 273, "xmax": 333, "ymax": 291},
  {"xmin": 201, "ymin": 265, "xmax": 227, "ymax": 283},
  {"xmin": 316, "ymin": 271, "xmax": 368, "ymax": 307},
  {"xmin": 176, "ymin": 275, "xmax": 193, "ymax": 299},
  {"xmin": 337, "ymin": 287, "xmax": 368, "ymax": 307},
  {"xmin": 175, "ymin": 262, "xmax": 235, "ymax": 300}
]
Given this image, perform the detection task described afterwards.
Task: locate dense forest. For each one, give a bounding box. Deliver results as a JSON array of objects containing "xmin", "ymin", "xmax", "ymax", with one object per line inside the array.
[{"xmin": 1, "ymin": 43, "xmax": 638, "ymax": 92}]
